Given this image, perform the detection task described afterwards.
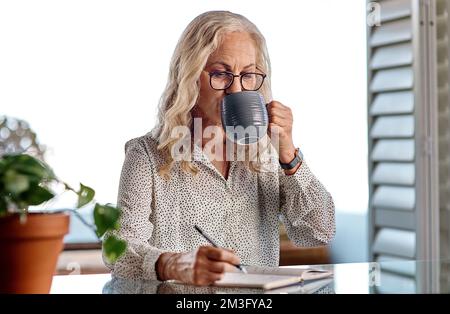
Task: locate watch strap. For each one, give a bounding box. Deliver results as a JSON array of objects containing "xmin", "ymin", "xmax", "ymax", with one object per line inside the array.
[{"xmin": 279, "ymin": 148, "xmax": 303, "ymax": 170}]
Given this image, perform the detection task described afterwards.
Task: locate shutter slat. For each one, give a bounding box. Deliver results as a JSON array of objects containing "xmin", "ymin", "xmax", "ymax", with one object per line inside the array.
[
  {"xmin": 371, "ymin": 139, "xmax": 415, "ymax": 161},
  {"xmin": 438, "ymin": 61, "xmax": 449, "ymax": 86},
  {"xmin": 371, "ymin": 43, "xmax": 413, "ymax": 69},
  {"xmin": 376, "ymin": 272, "xmax": 416, "ymax": 294},
  {"xmin": 437, "ymin": 0, "xmax": 447, "ymax": 13},
  {"xmin": 378, "ymin": 0, "xmax": 412, "ymax": 23},
  {"xmin": 437, "ymin": 12, "xmax": 449, "ymax": 37},
  {"xmin": 441, "ymin": 209, "xmax": 449, "ymax": 231},
  {"xmin": 370, "ymin": 18, "xmax": 412, "ymax": 47},
  {"xmin": 439, "ymin": 86, "xmax": 449, "ymax": 107},
  {"xmin": 373, "ymin": 228, "xmax": 416, "ymax": 258},
  {"xmin": 377, "ymin": 255, "xmax": 417, "ymax": 276},
  {"xmin": 438, "ymin": 37, "xmax": 449, "ymax": 61},
  {"xmin": 370, "ymin": 91, "xmax": 414, "ymax": 115},
  {"xmin": 375, "ymin": 208, "xmax": 415, "ymax": 230},
  {"xmin": 370, "ymin": 67, "xmax": 413, "ymax": 92},
  {"xmin": 370, "ymin": 115, "xmax": 414, "ymax": 138},
  {"xmin": 373, "ymin": 186, "xmax": 415, "ymax": 210},
  {"xmin": 372, "ymin": 162, "xmax": 415, "ymax": 185}
]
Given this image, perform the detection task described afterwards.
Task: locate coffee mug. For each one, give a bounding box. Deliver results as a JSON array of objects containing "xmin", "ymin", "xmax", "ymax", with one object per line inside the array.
[{"xmin": 220, "ymin": 91, "xmax": 269, "ymax": 145}]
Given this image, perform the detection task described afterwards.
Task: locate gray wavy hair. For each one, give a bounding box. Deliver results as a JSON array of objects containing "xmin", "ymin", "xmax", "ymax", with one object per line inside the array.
[{"xmin": 155, "ymin": 10, "xmax": 273, "ymax": 179}]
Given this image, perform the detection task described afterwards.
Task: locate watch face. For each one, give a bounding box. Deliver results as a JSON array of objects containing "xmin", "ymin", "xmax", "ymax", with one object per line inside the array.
[
  {"xmin": 297, "ymin": 148, "xmax": 304, "ymax": 160},
  {"xmin": 279, "ymin": 148, "xmax": 303, "ymax": 170}
]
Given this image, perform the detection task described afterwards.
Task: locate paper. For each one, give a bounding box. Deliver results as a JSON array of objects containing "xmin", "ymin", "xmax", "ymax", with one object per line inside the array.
[
  {"xmin": 214, "ymin": 273, "xmax": 302, "ymax": 290},
  {"xmin": 264, "ymin": 278, "xmax": 334, "ymax": 294},
  {"xmin": 243, "ymin": 265, "xmax": 333, "ymax": 281},
  {"xmin": 213, "ymin": 266, "xmax": 333, "ymax": 290}
]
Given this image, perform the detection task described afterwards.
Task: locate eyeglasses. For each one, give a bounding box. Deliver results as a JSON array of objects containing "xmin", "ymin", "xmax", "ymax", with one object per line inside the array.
[{"xmin": 205, "ymin": 70, "xmax": 266, "ymax": 91}]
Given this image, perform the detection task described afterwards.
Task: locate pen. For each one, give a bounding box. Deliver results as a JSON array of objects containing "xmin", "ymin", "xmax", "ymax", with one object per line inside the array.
[{"xmin": 194, "ymin": 225, "xmax": 248, "ymax": 274}]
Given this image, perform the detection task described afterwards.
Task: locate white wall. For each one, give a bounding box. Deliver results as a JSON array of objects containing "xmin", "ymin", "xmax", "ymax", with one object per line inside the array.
[{"xmin": 0, "ymin": 0, "xmax": 368, "ymax": 215}]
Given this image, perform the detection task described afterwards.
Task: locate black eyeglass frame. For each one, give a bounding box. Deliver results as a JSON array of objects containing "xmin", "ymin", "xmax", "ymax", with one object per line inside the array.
[{"xmin": 206, "ymin": 71, "xmax": 267, "ymax": 91}]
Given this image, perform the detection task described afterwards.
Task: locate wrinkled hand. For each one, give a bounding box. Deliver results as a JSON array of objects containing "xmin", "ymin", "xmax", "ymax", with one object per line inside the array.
[
  {"xmin": 266, "ymin": 100, "xmax": 296, "ymax": 163},
  {"xmin": 156, "ymin": 246, "xmax": 241, "ymax": 286}
]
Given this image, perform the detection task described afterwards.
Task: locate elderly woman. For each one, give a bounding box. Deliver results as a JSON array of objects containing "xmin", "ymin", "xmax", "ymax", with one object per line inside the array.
[{"xmin": 104, "ymin": 10, "xmax": 335, "ymax": 286}]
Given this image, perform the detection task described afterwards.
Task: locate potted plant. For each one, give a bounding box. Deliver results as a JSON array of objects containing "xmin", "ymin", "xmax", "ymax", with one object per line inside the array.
[{"xmin": 0, "ymin": 153, "xmax": 126, "ymax": 293}]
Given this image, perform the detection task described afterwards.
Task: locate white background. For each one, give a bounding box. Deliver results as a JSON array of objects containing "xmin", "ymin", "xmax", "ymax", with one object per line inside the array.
[{"xmin": 0, "ymin": 0, "xmax": 368, "ymax": 214}]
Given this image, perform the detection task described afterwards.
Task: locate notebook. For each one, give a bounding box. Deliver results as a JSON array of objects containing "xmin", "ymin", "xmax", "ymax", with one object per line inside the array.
[
  {"xmin": 213, "ymin": 266, "xmax": 333, "ymax": 290},
  {"xmin": 214, "ymin": 273, "xmax": 302, "ymax": 290},
  {"xmin": 264, "ymin": 278, "xmax": 334, "ymax": 294}
]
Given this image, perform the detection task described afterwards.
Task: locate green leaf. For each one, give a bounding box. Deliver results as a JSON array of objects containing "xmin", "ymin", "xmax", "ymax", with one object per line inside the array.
[
  {"xmin": 103, "ymin": 235, "xmax": 127, "ymax": 263},
  {"xmin": 94, "ymin": 203, "xmax": 121, "ymax": 237},
  {"xmin": 77, "ymin": 183, "xmax": 95, "ymax": 208},
  {"xmin": 20, "ymin": 185, "xmax": 55, "ymax": 206},
  {"xmin": 0, "ymin": 158, "xmax": 6, "ymax": 173},
  {"xmin": 6, "ymin": 154, "xmax": 55, "ymax": 181},
  {"xmin": 4, "ymin": 170, "xmax": 30, "ymax": 194}
]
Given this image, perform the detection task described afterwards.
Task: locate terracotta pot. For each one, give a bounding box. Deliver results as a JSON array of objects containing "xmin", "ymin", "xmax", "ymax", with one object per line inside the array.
[{"xmin": 0, "ymin": 212, "xmax": 70, "ymax": 293}]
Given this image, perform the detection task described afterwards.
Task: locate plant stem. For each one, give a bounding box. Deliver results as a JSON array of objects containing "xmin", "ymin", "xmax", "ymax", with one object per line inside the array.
[{"xmin": 63, "ymin": 182, "xmax": 76, "ymax": 193}]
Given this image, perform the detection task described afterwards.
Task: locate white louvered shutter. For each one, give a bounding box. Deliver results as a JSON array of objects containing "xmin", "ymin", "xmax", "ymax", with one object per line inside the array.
[{"xmin": 367, "ymin": 0, "xmax": 449, "ymax": 293}]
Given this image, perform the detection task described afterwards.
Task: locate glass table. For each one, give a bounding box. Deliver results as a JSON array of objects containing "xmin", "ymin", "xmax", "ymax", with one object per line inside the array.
[{"xmin": 50, "ymin": 259, "xmax": 450, "ymax": 294}]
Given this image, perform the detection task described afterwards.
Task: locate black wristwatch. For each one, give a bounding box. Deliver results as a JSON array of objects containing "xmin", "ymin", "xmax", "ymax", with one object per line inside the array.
[{"xmin": 279, "ymin": 148, "xmax": 304, "ymax": 170}]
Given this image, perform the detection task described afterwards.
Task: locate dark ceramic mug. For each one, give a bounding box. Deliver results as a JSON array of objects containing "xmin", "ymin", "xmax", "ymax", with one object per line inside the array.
[{"xmin": 220, "ymin": 91, "xmax": 268, "ymax": 145}]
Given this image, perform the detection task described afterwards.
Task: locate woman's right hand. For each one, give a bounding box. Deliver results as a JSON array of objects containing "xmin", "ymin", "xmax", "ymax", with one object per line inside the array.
[{"xmin": 156, "ymin": 245, "xmax": 241, "ymax": 286}]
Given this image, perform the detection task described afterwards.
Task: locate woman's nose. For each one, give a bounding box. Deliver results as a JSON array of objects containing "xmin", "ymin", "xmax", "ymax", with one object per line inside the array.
[{"xmin": 225, "ymin": 76, "xmax": 242, "ymax": 94}]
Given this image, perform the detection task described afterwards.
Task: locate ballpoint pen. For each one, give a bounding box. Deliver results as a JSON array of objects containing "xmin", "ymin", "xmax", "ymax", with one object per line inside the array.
[{"xmin": 194, "ymin": 225, "xmax": 248, "ymax": 274}]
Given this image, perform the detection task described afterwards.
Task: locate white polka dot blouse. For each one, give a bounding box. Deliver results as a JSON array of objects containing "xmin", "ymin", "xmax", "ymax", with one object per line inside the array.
[{"xmin": 103, "ymin": 129, "xmax": 335, "ymax": 280}]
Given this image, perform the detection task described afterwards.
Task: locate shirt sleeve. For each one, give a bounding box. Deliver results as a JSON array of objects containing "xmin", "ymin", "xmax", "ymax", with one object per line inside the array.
[
  {"xmin": 278, "ymin": 161, "xmax": 336, "ymax": 247},
  {"xmin": 102, "ymin": 138, "xmax": 165, "ymax": 280}
]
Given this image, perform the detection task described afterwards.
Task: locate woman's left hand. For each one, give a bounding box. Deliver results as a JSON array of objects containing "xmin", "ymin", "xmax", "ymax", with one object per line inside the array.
[{"xmin": 266, "ymin": 101, "xmax": 299, "ymax": 173}]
